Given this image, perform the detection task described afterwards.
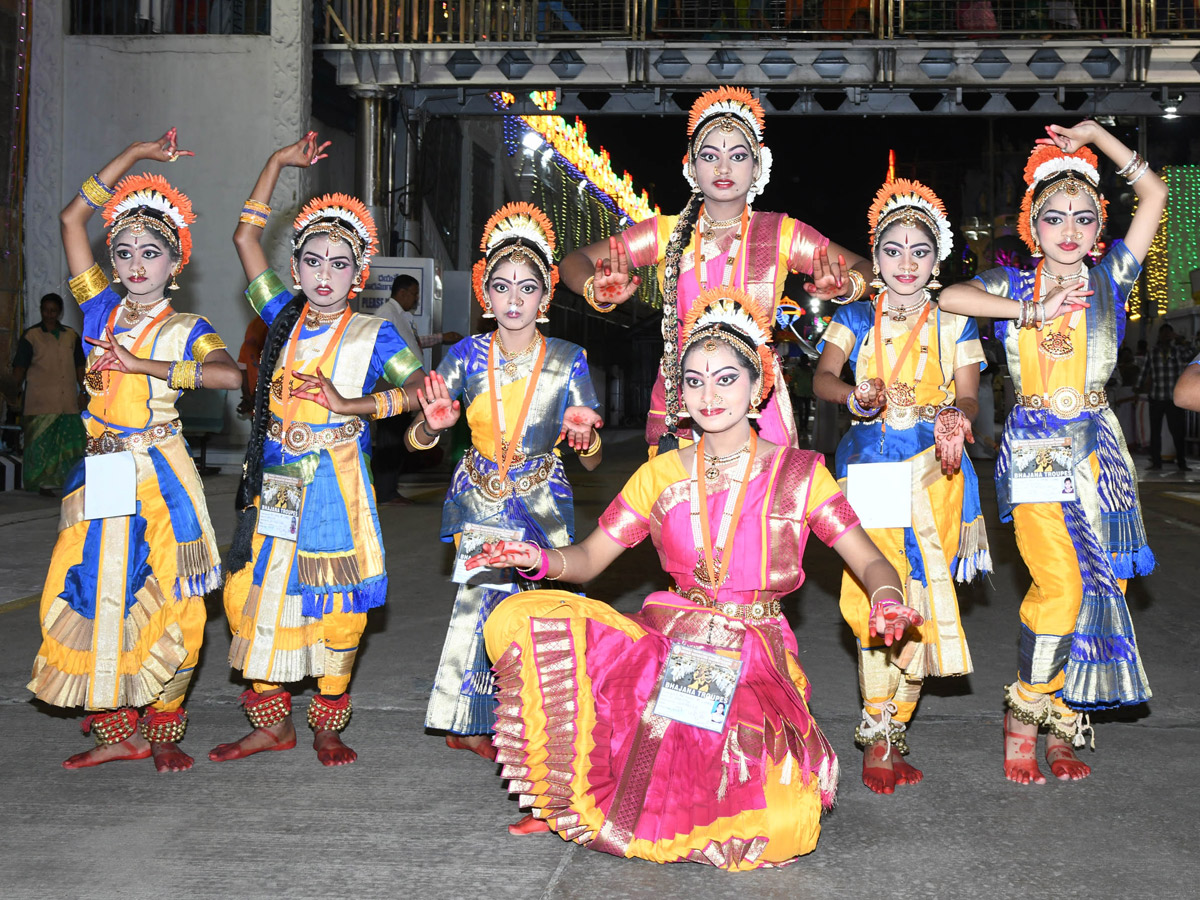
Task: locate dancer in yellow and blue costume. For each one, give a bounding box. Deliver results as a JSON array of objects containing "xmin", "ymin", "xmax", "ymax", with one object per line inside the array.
[
  {"xmin": 28, "ymin": 129, "xmax": 243, "ymax": 772},
  {"xmin": 412, "ymin": 203, "xmax": 603, "ymax": 760},
  {"xmin": 940, "ymin": 121, "xmax": 1166, "ymax": 783},
  {"xmin": 211, "ymin": 132, "xmax": 424, "ymax": 767},
  {"xmin": 815, "ymin": 179, "xmax": 989, "ymax": 794}
]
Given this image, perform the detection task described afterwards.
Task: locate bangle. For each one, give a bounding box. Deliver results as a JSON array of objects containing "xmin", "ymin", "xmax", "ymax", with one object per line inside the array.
[
  {"xmin": 79, "ymin": 174, "xmax": 115, "ymax": 210},
  {"xmin": 1116, "ymin": 152, "xmax": 1140, "ymax": 178},
  {"xmin": 1036, "ymin": 300, "xmax": 1045, "ymax": 330},
  {"xmin": 518, "ymin": 547, "xmax": 550, "ymax": 582},
  {"xmin": 548, "ymin": 547, "xmax": 568, "ymax": 581},
  {"xmin": 583, "ymin": 276, "xmax": 617, "ymax": 313},
  {"xmin": 869, "ymin": 585, "xmax": 904, "ymax": 606},
  {"xmin": 240, "ymin": 199, "xmax": 271, "ymax": 228},
  {"xmin": 937, "ymin": 405, "xmax": 963, "ymax": 422},
  {"xmin": 371, "ymin": 388, "xmax": 407, "ymax": 420},
  {"xmin": 1127, "ymin": 160, "xmax": 1150, "ymax": 186},
  {"xmin": 840, "ymin": 267, "xmax": 866, "ymax": 304},
  {"xmin": 408, "ymin": 419, "xmax": 440, "ymax": 449},
  {"xmin": 577, "ymin": 430, "xmax": 602, "ymax": 458},
  {"xmin": 167, "ymin": 360, "xmax": 199, "ymax": 390},
  {"xmin": 846, "ymin": 391, "xmax": 877, "ymax": 419}
]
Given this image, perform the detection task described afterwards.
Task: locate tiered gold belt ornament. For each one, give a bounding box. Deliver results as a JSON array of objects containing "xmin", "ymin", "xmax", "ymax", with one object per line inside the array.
[
  {"xmin": 87, "ymin": 419, "xmax": 181, "ymax": 456},
  {"xmin": 1015, "ymin": 387, "xmax": 1107, "ymax": 418},
  {"xmin": 464, "ymin": 449, "xmax": 555, "ymax": 501},
  {"xmin": 267, "ymin": 417, "xmax": 364, "ymax": 455},
  {"xmin": 671, "ymin": 585, "xmax": 782, "ymax": 623}
]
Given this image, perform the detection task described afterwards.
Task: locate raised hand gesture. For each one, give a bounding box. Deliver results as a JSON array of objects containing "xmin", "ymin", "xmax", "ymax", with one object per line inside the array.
[
  {"xmin": 804, "ymin": 246, "xmax": 849, "ymax": 301},
  {"xmin": 591, "ymin": 236, "xmax": 642, "ymax": 307},
  {"xmin": 416, "ymin": 372, "xmax": 460, "ymax": 432},
  {"xmin": 85, "ymin": 327, "xmax": 142, "ymax": 375},
  {"xmin": 132, "ymin": 127, "xmax": 195, "ymax": 165},
  {"xmin": 561, "ymin": 406, "xmax": 603, "ymax": 452},
  {"xmin": 1036, "ymin": 121, "xmax": 1103, "ymax": 154},
  {"xmin": 292, "ymin": 368, "xmax": 353, "ymax": 415},
  {"xmin": 1042, "ymin": 282, "xmax": 1093, "ymax": 321},
  {"xmin": 464, "ymin": 540, "xmax": 542, "ymax": 572},
  {"xmin": 934, "ymin": 407, "xmax": 974, "ymax": 476},
  {"xmin": 274, "ymin": 131, "xmax": 331, "ymax": 170}
]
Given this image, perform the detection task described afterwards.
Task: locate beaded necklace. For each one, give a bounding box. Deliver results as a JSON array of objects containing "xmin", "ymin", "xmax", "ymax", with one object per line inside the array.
[{"xmin": 689, "ymin": 431, "xmax": 756, "ymax": 595}]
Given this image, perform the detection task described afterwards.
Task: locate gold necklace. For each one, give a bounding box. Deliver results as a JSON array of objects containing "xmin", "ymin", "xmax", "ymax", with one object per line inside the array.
[
  {"xmin": 497, "ymin": 331, "xmax": 543, "ymax": 378},
  {"xmin": 700, "ymin": 209, "xmax": 743, "ymax": 231},
  {"xmin": 886, "ymin": 290, "xmax": 930, "ymax": 322},
  {"xmin": 703, "ymin": 438, "xmax": 751, "ymax": 482},
  {"xmin": 1042, "ymin": 265, "xmax": 1088, "ymax": 287},
  {"xmin": 121, "ymin": 297, "xmax": 164, "ymax": 326},
  {"xmin": 305, "ymin": 305, "xmax": 347, "ymax": 328}
]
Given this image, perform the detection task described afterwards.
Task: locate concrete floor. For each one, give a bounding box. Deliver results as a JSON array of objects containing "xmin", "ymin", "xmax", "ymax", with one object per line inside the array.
[{"xmin": 0, "ymin": 432, "xmax": 1197, "ymax": 900}]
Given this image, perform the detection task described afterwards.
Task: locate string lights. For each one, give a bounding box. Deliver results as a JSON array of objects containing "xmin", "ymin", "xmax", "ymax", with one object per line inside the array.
[{"xmin": 1134, "ymin": 166, "xmax": 1200, "ymax": 320}]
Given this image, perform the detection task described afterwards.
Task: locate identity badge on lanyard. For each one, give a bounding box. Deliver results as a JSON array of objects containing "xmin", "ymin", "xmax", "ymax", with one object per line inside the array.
[
  {"xmin": 653, "ymin": 642, "xmax": 743, "ymax": 733},
  {"xmin": 257, "ymin": 472, "xmax": 303, "ymax": 540},
  {"xmin": 846, "ymin": 461, "xmax": 913, "ymax": 529},
  {"xmin": 452, "ymin": 521, "xmax": 524, "ymax": 590},
  {"xmin": 1009, "ymin": 435, "xmax": 1078, "ymax": 504},
  {"xmin": 84, "ymin": 452, "xmax": 137, "ymax": 520}
]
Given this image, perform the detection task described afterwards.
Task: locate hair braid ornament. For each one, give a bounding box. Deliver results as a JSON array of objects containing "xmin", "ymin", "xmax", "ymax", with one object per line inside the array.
[
  {"xmin": 471, "ymin": 202, "xmax": 559, "ymax": 317},
  {"xmin": 1018, "ymin": 144, "xmax": 1107, "ymax": 256},
  {"xmin": 683, "ymin": 86, "xmax": 773, "ymax": 204},
  {"xmin": 868, "ymin": 178, "xmax": 954, "ymax": 263},
  {"xmin": 104, "ymin": 173, "xmax": 196, "ymax": 276},
  {"xmin": 657, "ymin": 193, "xmax": 704, "ymax": 452},
  {"xmin": 680, "ymin": 287, "xmax": 776, "ymax": 409},
  {"xmin": 291, "ymin": 193, "xmax": 378, "ymax": 298}
]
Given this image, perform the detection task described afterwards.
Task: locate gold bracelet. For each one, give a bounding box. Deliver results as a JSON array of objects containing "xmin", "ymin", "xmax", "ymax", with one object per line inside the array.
[
  {"xmin": 372, "ymin": 392, "xmax": 387, "ymax": 420},
  {"xmin": 408, "ymin": 419, "xmax": 441, "ymax": 450},
  {"xmin": 80, "ymin": 174, "xmax": 115, "ymax": 210},
  {"xmin": 549, "ymin": 547, "xmax": 568, "ymax": 581},
  {"xmin": 843, "ymin": 268, "xmax": 866, "ymax": 303},
  {"xmin": 583, "ymin": 276, "xmax": 617, "ymax": 313},
  {"xmin": 577, "ymin": 431, "xmax": 602, "ymax": 458},
  {"xmin": 243, "ymin": 199, "xmax": 271, "ymax": 215}
]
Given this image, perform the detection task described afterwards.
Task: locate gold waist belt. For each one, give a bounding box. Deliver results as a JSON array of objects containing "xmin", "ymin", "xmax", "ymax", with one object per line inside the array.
[
  {"xmin": 87, "ymin": 420, "xmax": 181, "ymax": 456},
  {"xmin": 464, "ymin": 450, "xmax": 555, "ymax": 501},
  {"xmin": 852, "ymin": 403, "xmax": 947, "ymax": 431},
  {"xmin": 268, "ymin": 417, "xmax": 364, "ymax": 455},
  {"xmin": 1015, "ymin": 387, "xmax": 1107, "ymax": 418},
  {"xmin": 672, "ymin": 586, "xmax": 783, "ymax": 622}
]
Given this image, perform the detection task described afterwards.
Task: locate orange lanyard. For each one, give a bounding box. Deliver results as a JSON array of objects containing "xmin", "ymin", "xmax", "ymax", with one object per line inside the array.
[
  {"xmin": 872, "ymin": 294, "xmax": 931, "ymax": 392},
  {"xmin": 693, "ymin": 204, "xmax": 750, "ymax": 292},
  {"xmin": 279, "ymin": 303, "xmax": 352, "ymax": 438},
  {"xmin": 486, "ymin": 332, "xmax": 546, "ymax": 482},
  {"xmin": 95, "ymin": 303, "xmax": 172, "ymax": 423},
  {"xmin": 695, "ymin": 431, "xmax": 756, "ymax": 589}
]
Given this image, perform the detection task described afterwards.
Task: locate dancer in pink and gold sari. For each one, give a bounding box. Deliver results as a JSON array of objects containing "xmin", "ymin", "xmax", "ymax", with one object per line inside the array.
[{"xmin": 466, "ymin": 289, "xmax": 922, "ymax": 870}]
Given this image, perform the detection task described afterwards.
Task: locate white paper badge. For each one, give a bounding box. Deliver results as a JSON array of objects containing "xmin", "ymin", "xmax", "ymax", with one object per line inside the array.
[
  {"xmin": 452, "ymin": 522, "xmax": 525, "ymax": 590},
  {"xmin": 847, "ymin": 461, "xmax": 913, "ymax": 529},
  {"xmin": 84, "ymin": 452, "xmax": 137, "ymax": 520},
  {"xmin": 257, "ymin": 472, "xmax": 304, "ymax": 541},
  {"xmin": 652, "ymin": 642, "xmax": 743, "ymax": 733},
  {"xmin": 1010, "ymin": 435, "xmax": 1076, "ymax": 504}
]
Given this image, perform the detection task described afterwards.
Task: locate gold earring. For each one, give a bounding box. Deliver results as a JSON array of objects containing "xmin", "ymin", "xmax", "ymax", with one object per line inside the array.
[
  {"xmin": 168, "ymin": 267, "xmax": 181, "ymax": 291},
  {"xmin": 870, "ymin": 260, "xmax": 884, "ymax": 290},
  {"xmin": 482, "ymin": 299, "xmax": 495, "ymax": 320},
  {"xmin": 111, "ymin": 268, "xmax": 121, "ymax": 284},
  {"xmin": 536, "ymin": 302, "xmax": 550, "ymax": 324},
  {"xmin": 291, "ymin": 262, "xmax": 302, "ymax": 292},
  {"xmin": 927, "ymin": 265, "xmax": 942, "ymax": 291}
]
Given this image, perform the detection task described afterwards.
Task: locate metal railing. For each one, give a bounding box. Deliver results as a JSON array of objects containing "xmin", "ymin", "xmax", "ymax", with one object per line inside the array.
[
  {"xmin": 306, "ymin": 1, "xmax": 1199, "ymax": 42},
  {"xmin": 70, "ymin": 1, "xmax": 271, "ymax": 35}
]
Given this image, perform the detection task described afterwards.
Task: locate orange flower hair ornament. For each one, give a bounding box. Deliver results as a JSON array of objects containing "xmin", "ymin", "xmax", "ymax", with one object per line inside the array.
[
  {"xmin": 1017, "ymin": 144, "xmax": 1107, "ymax": 256},
  {"xmin": 291, "ymin": 193, "xmax": 379, "ymax": 296},
  {"xmin": 683, "ymin": 86, "xmax": 772, "ymax": 203},
  {"xmin": 681, "ymin": 287, "xmax": 777, "ymax": 407},
  {"xmin": 472, "ymin": 202, "xmax": 559, "ymax": 318},
  {"xmin": 868, "ymin": 178, "xmax": 954, "ymax": 262},
  {"xmin": 104, "ymin": 173, "xmax": 196, "ymax": 274}
]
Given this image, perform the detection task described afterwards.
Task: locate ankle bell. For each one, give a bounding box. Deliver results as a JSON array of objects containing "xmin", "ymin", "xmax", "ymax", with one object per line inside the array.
[
  {"xmin": 241, "ymin": 689, "xmax": 292, "ymax": 729},
  {"xmin": 140, "ymin": 708, "xmax": 189, "ymax": 744},
  {"xmin": 1003, "ymin": 682, "xmax": 1050, "ymax": 726},
  {"xmin": 82, "ymin": 708, "xmax": 139, "ymax": 746},
  {"xmin": 307, "ymin": 693, "xmax": 352, "ymax": 733}
]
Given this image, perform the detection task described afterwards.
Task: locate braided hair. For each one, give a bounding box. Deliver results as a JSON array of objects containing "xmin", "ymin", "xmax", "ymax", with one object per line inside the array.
[
  {"xmin": 226, "ymin": 295, "xmax": 306, "ymax": 575},
  {"xmin": 656, "ymin": 192, "xmax": 704, "ymax": 453}
]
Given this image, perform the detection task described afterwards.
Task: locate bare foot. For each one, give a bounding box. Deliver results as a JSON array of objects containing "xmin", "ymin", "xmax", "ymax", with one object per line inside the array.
[
  {"xmin": 892, "ymin": 756, "xmax": 924, "ymax": 787},
  {"xmin": 314, "ymin": 730, "xmax": 357, "ymax": 766},
  {"xmin": 508, "ymin": 813, "xmax": 552, "ymax": 836},
  {"xmin": 63, "ymin": 734, "xmax": 151, "ymax": 769},
  {"xmin": 1003, "ymin": 710, "xmax": 1046, "ymax": 785},
  {"xmin": 150, "ymin": 742, "xmax": 194, "ymax": 773},
  {"xmin": 1046, "ymin": 734, "xmax": 1091, "ymax": 781},
  {"xmin": 208, "ymin": 719, "xmax": 297, "ymax": 762},
  {"xmin": 445, "ymin": 733, "xmax": 497, "ymax": 761},
  {"xmin": 861, "ymin": 740, "xmax": 896, "ymax": 794}
]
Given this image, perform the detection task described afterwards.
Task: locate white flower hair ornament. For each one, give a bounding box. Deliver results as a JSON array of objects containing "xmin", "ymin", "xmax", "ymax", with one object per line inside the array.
[{"xmin": 868, "ymin": 178, "xmax": 955, "ymax": 262}]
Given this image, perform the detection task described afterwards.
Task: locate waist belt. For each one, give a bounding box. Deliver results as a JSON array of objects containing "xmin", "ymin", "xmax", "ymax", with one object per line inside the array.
[
  {"xmin": 267, "ymin": 417, "xmax": 364, "ymax": 455},
  {"xmin": 852, "ymin": 403, "xmax": 947, "ymax": 431},
  {"xmin": 672, "ymin": 586, "xmax": 782, "ymax": 623},
  {"xmin": 87, "ymin": 419, "xmax": 181, "ymax": 456},
  {"xmin": 1015, "ymin": 387, "xmax": 1107, "ymax": 418},
  {"xmin": 464, "ymin": 450, "xmax": 555, "ymax": 501}
]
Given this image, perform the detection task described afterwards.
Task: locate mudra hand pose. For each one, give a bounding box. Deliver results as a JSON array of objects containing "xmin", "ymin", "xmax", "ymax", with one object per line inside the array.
[
  {"xmin": 212, "ymin": 133, "xmax": 425, "ymax": 767},
  {"xmin": 939, "ymin": 121, "xmax": 1166, "ymax": 784},
  {"xmin": 27, "ymin": 130, "xmax": 241, "ymax": 772},
  {"xmin": 814, "ymin": 179, "xmax": 990, "ymax": 794},
  {"xmin": 557, "ymin": 86, "xmax": 870, "ymax": 453},
  {"xmin": 413, "ymin": 204, "xmax": 603, "ymax": 760},
  {"xmin": 466, "ymin": 289, "xmax": 921, "ymax": 870}
]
